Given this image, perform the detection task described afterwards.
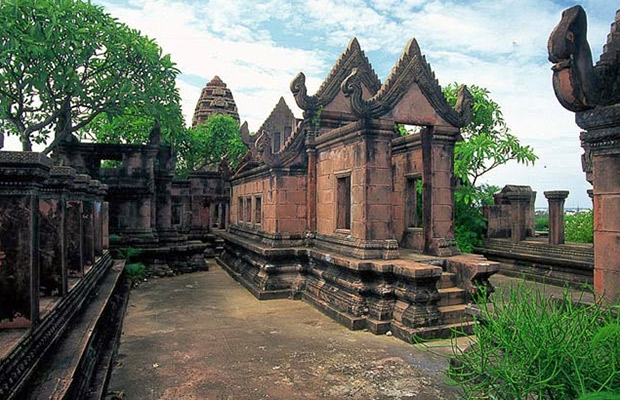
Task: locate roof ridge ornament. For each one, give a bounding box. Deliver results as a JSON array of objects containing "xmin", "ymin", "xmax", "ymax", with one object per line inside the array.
[
  {"xmin": 290, "ymin": 37, "xmax": 381, "ymax": 115},
  {"xmin": 341, "ymin": 38, "xmax": 473, "ymax": 127}
]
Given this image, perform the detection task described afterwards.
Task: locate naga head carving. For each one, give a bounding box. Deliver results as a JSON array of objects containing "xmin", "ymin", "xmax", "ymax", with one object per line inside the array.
[{"xmin": 548, "ymin": 5, "xmax": 599, "ymax": 111}]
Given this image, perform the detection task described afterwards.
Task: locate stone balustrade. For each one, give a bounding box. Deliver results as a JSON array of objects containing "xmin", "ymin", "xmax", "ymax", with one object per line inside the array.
[{"xmin": 0, "ymin": 151, "xmax": 108, "ymax": 329}]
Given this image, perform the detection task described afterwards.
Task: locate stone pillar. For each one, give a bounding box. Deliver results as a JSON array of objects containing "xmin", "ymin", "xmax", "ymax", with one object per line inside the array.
[
  {"xmin": 138, "ymin": 197, "xmax": 152, "ymax": 230},
  {"xmin": 306, "ymin": 148, "xmax": 317, "ymax": 232},
  {"xmin": 422, "ymin": 127, "xmax": 460, "ymax": 256},
  {"xmin": 102, "ymin": 201, "xmax": 109, "ymax": 249},
  {"xmin": 39, "ymin": 166, "xmax": 75, "ymax": 297},
  {"xmin": 66, "ymin": 199, "xmax": 84, "ymax": 277},
  {"xmin": 0, "ymin": 151, "xmax": 51, "ymax": 328},
  {"xmin": 504, "ymin": 191, "xmax": 532, "ymax": 243},
  {"xmin": 548, "ymin": 4, "xmax": 620, "ymax": 303},
  {"xmin": 587, "ymin": 189, "xmax": 594, "ymax": 204},
  {"xmin": 92, "ymin": 181, "xmax": 106, "ymax": 257},
  {"xmin": 81, "ymin": 177, "xmax": 95, "ymax": 268},
  {"xmin": 544, "ymin": 190, "xmax": 569, "ymax": 245}
]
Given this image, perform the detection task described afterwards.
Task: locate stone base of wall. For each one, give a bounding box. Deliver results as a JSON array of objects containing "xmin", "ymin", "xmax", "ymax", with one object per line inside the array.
[
  {"xmin": 217, "ymin": 232, "xmax": 500, "ymax": 342},
  {"xmin": 112, "ymin": 231, "xmax": 215, "ymax": 277},
  {"xmin": 475, "ymin": 238, "xmax": 593, "ymax": 289},
  {"xmin": 0, "ymin": 252, "xmax": 128, "ymax": 400}
]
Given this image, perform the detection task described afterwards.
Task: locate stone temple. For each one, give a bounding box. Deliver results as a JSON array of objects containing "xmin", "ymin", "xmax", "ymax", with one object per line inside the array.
[
  {"xmin": 191, "ymin": 75, "xmax": 239, "ymax": 127},
  {"xmin": 1, "ymin": 4, "xmax": 620, "ymax": 398}
]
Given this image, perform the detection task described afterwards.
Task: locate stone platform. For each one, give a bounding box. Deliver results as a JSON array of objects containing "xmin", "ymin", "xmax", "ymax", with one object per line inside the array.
[
  {"xmin": 217, "ymin": 232, "xmax": 498, "ymax": 342},
  {"xmin": 475, "ymin": 237, "xmax": 593, "ymax": 288},
  {"xmin": 107, "ymin": 265, "xmax": 462, "ymax": 399}
]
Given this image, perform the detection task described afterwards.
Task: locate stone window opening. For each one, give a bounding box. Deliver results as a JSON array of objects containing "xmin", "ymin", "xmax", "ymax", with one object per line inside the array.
[
  {"xmin": 172, "ymin": 202, "xmax": 183, "ymax": 226},
  {"xmin": 245, "ymin": 196, "xmax": 252, "ymax": 225},
  {"xmin": 254, "ymin": 196, "xmax": 262, "ymax": 226},
  {"xmin": 405, "ymin": 176, "xmax": 423, "ymax": 228},
  {"xmin": 336, "ymin": 174, "xmax": 352, "ymax": 231},
  {"xmin": 237, "ymin": 196, "xmax": 244, "ymax": 223}
]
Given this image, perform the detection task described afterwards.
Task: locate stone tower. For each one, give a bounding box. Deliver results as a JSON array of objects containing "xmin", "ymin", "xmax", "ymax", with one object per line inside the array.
[{"xmin": 191, "ymin": 76, "xmax": 239, "ymax": 127}]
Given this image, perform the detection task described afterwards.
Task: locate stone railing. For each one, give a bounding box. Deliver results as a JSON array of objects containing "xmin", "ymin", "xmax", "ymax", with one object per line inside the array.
[{"xmin": 0, "ymin": 151, "xmax": 110, "ymax": 330}]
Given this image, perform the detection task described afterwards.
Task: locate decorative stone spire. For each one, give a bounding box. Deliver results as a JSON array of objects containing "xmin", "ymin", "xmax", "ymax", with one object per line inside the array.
[
  {"xmin": 191, "ymin": 76, "xmax": 239, "ymax": 127},
  {"xmin": 599, "ymin": 8, "xmax": 620, "ymax": 66}
]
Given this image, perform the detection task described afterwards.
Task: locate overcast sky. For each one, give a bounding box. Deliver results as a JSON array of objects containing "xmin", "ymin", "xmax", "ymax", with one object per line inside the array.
[{"xmin": 7, "ymin": 0, "xmax": 617, "ymax": 208}]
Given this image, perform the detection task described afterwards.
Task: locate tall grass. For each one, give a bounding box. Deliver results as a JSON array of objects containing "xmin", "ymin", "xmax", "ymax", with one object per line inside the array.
[{"xmin": 447, "ymin": 283, "xmax": 620, "ymax": 399}]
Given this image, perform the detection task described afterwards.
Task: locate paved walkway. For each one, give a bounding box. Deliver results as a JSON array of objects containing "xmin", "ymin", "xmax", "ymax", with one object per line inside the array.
[{"xmin": 107, "ymin": 264, "xmax": 462, "ymax": 400}]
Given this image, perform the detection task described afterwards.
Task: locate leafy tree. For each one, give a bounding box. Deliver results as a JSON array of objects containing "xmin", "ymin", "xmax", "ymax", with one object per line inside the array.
[
  {"xmin": 0, "ymin": 0, "xmax": 179, "ymax": 152},
  {"xmin": 175, "ymin": 114, "xmax": 247, "ymax": 177},
  {"xmin": 444, "ymin": 84, "xmax": 537, "ymax": 188},
  {"xmin": 443, "ymin": 83, "xmax": 537, "ymax": 251}
]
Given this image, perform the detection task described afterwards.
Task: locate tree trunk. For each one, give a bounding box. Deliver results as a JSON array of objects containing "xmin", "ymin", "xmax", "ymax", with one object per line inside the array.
[
  {"xmin": 21, "ymin": 133, "xmax": 32, "ymax": 151},
  {"xmin": 43, "ymin": 98, "xmax": 71, "ymax": 155}
]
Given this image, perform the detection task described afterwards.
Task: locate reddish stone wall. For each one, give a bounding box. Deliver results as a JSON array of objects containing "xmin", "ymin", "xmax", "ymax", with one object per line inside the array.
[
  {"xmin": 316, "ymin": 139, "xmax": 362, "ymax": 237},
  {"xmin": 231, "ymin": 173, "xmax": 306, "ymax": 234},
  {"xmin": 391, "ymin": 136, "xmax": 424, "ymax": 250}
]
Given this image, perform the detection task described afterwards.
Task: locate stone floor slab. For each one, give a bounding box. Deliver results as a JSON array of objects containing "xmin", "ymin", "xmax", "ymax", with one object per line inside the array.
[{"xmin": 107, "ymin": 264, "xmax": 462, "ymax": 400}]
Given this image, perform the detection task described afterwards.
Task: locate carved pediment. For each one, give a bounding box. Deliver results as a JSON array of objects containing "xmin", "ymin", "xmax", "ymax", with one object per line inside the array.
[
  {"xmin": 341, "ymin": 38, "xmax": 473, "ymax": 128},
  {"xmin": 291, "ymin": 38, "xmax": 381, "ymax": 115}
]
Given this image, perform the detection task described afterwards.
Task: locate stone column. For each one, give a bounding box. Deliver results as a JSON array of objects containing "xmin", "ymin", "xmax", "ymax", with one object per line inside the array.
[
  {"xmin": 422, "ymin": 127, "xmax": 460, "ymax": 256},
  {"xmin": 102, "ymin": 201, "xmax": 109, "ymax": 249},
  {"xmin": 504, "ymin": 191, "xmax": 532, "ymax": 243},
  {"xmin": 66, "ymin": 199, "xmax": 84, "ymax": 277},
  {"xmin": 306, "ymin": 147, "xmax": 317, "ymax": 233},
  {"xmin": 544, "ymin": 191, "xmax": 569, "ymax": 245},
  {"xmin": 0, "ymin": 151, "xmax": 51, "ymax": 328},
  {"xmin": 548, "ymin": 4, "xmax": 620, "ymax": 303},
  {"xmin": 92, "ymin": 181, "xmax": 105, "ymax": 257},
  {"xmin": 81, "ymin": 177, "xmax": 95, "ymax": 268},
  {"xmin": 39, "ymin": 166, "xmax": 75, "ymax": 297}
]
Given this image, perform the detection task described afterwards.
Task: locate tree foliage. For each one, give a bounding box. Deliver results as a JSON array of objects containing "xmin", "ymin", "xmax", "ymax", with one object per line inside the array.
[
  {"xmin": 442, "ymin": 83, "xmax": 537, "ymax": 251},
  {"xmin": 0, "ymin": 0, "xmax": 180, "ymax": 152},
  {"xmin": 175, "ymin": 114, "xmax": 246, "ymax": 176},
  {"xmin": 565, "ymin": 210, "xmax": 594, "ymax": 243},
  {"xmin": 443, "ymin": 83, "xmax": 537, "ymax": 188}
]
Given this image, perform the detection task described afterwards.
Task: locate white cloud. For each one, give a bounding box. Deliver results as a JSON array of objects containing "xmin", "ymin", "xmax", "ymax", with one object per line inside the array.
[{"xmin": 89, "ymin": 0, "xmax": 618, "ymax": 208}]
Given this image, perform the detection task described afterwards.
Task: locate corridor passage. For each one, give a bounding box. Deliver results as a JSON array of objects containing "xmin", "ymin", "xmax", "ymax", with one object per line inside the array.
[{"xmin": 107, "ymin": 264, "xmax": 461, "ymax": 399}]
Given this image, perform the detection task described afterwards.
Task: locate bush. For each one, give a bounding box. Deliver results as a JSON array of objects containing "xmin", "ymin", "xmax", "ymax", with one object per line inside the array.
[
  {"xmin": 109, "ymin": 234, "xmax": 121, "ymax": 245},
  {"xmin": 113, "ymin": 246, "xmax": 142, "ymax": 262},
  {"xmin": 454, "ymin": 184, "xmax": 499, "ymax": 253},
  {"xmin": 535, "ymin": 216, "xmax": 549, "ymax": 231},
  {"xmin": 566, "ymin": 210, "xmax": 594, "ymax": 243},
  {"xmin": 447, "ymin": 283, "xmax": 620, "ymax": 399},
  {"xmin": 125, "ymin": 262, "xmax": 146, "ymax": 280}
]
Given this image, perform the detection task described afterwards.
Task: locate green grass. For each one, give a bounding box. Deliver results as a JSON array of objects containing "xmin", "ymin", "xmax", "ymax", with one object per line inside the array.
[
  {"xmin": 125, "ymin": 262, "xmax": 146, "ymax": 280},
  {"xmin": 445, "ymin": 283, "xmax": 620, "ymax": 399}
]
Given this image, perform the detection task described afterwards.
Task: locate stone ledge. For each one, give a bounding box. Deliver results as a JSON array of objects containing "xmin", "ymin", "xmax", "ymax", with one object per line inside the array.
[{"xmin": 0, "ymin": 252, "xmax": 114, "ymax": 399}]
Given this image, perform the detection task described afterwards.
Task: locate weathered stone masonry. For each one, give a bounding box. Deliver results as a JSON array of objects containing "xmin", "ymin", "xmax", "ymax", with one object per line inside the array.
[{"xmin": 218, "ymin": 38, "xmax": 499, "ymax": 341}]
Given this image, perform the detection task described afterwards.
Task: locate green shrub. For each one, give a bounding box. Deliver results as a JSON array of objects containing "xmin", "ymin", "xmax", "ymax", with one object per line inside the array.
[
  {"xmin": 113, "ymin": 246, "xmax": 142, "ymax": 262},
  {"xmin": 109, "ymin": 234, "xmax": 121, "ymax": 245},
  {"xmin": 535, "ymin": 216, "xmax": 549, "ymax": 231},
  {"xmin": 447, "ymin": 283, "xmax": 620, "ymax": 399},
  {"xmin": 125, "ymin": 262, "xmax": 146, "ymax": 280},
  {"xmin": 566, "ymin": 210, "xmax": 594, "ymax": 243}
]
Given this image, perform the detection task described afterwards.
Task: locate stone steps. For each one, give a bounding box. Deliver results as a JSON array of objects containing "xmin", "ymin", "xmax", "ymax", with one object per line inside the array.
[
  {"xmin": 439, "ymin": 304, "xmax": 472, "ymax": 324},
  {"xmin": 437, "ymin": 272, "xmax": 457, "ymax": 289},
  {"xmin": 437, "ymin": 287, "xmax": 466, "ymax": 306}
]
